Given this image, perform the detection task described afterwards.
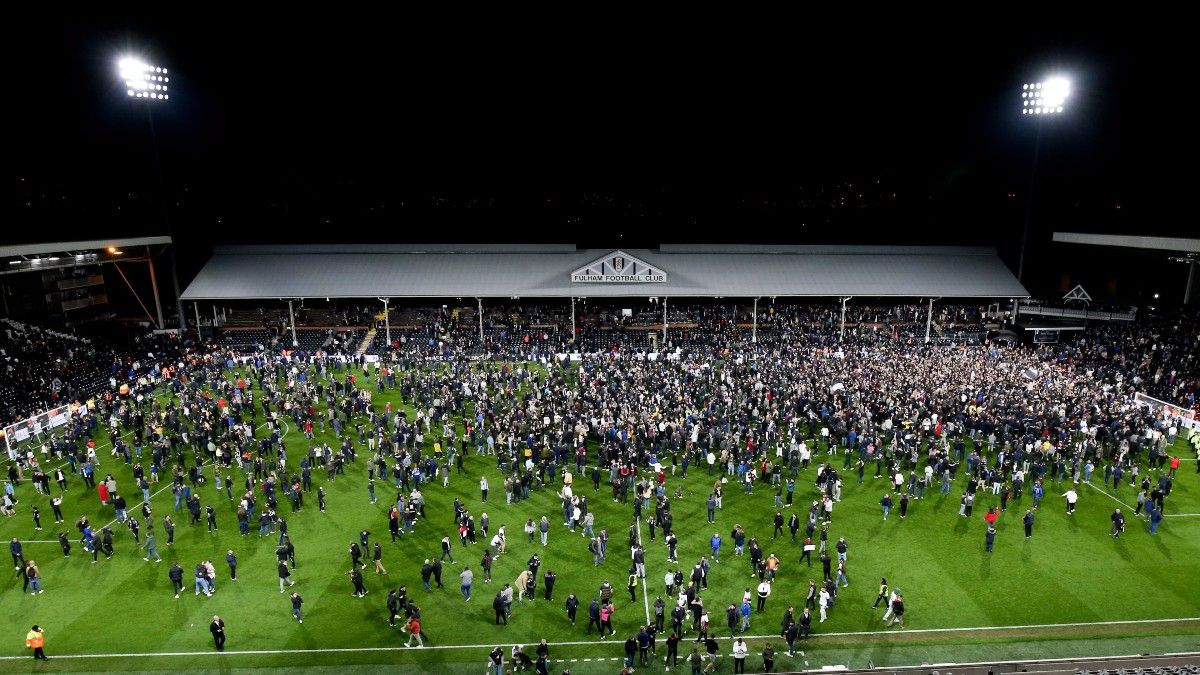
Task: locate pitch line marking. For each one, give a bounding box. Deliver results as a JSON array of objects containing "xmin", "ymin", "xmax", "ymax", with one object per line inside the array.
[
  {"xmin": 635, "ymin": 513, "xmax": 652, "ymax": 625},
  {"xmin": 1083, "ymin": 481, "xmax": 1200, "ymax": 518},
  {"xmin": 1, "ymin": 616, "xmax": 1196, "ymax": 661}
]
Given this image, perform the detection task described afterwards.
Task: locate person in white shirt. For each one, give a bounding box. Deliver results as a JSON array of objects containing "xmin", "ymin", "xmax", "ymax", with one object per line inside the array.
[
  {"xmin": 1062, "ymin": 488, "xmax": 1079, "ymax": 514},
  {"xmin": 732, "ymin": 638, "xmax": 749, "ymax": 673},
  {"xmin": 818, "ymin": 588, "xmax": 831, "ymax": 622}
]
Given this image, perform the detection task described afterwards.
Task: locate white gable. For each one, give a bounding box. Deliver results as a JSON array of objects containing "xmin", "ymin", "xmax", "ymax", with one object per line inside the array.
[
  {"xmin": 571, "ymin": 250, "xmax": 666, "ymax": 283},
  {"xmin": 1062, "ymin": 284, "xmax": 1092, "ymax": 302}
]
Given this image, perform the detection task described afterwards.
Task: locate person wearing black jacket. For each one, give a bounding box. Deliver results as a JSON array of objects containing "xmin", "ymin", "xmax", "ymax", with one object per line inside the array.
[
  {"xmin": 623, "ymin": 635, "xmax": 638, "ymax": 669},
  {"xmin": 492, "ymin": 592, "xmax": 507, "ymax": 625},
  {"xmin": 489, "ymin": 646, "xmax": 504, "ymax": 671},
  {"xmin": 785, "ymin": 620, "xmax": 800, "ymax": 656},
  {"xmin": 779, "ymin": 606, "xmax": 794, "ymax": 637},
  {"xmin": 564, "ymin": 592, "xmax": 578, "ymax": 624},
  {"xmin": 672, "ymin": 604, "xmax": 686, "ymax": 637},
  {"xmin": 772, "ymin": 512, "xmax": 785, "ymax": 539},
  {"xmin": 278, "ymin": 560, "xmax": 295, "ymax": 592},
  {"xmin": 543, "ymin": 570, "xmax": 556, "ymax": 600},
  {"xmin": 432, "ymin": 558, "xmax": 444, "ymax": 588},
  {"xmin": 188, "ymin": 496, "xmax": 202, "ymax": 525},
  {"xmin": 788, "ymin": 513, "xmax": 800, "ymax": 541},
  {"xmin": 349, "ymin": 567, "xmax": 367, "ymax": 597},
  {"xmin": 586, "ymin": 598, "xmax": 602, "ymax": 634},
  {"xmin": 420, "ymin": 560, "xmax": 433, "ymax": 591},
  {"xmin": 169, "ymin": 562, "xmax": 184, "ymax": 598},
  {"xmin": 666, "ymin": 631, "xmax": 681, "ymax": 666},
  {"xmin": 387, "ymin": 589, "xmax": 400, "ymax": 626},
  {"xmin": 209, "ymin": 615, "xmax": 225, "ymax": 651}
]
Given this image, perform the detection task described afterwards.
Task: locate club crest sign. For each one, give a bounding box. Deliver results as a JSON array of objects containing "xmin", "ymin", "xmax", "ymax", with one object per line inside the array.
[{"xmin": 571, "ymin": 250, "xmax": 666, "ymax": 283}]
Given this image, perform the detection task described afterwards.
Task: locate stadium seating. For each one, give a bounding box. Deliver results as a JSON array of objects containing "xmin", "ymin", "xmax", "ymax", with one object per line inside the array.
[{"xmin": 7, "ymin": 300, "xmax": 1200, "ymax": 427}]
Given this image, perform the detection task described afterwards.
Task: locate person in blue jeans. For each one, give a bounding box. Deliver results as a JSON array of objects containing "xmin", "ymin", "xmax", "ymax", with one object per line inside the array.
[
  {"xmin": 880, "ymin": 493, "xmax": 893, "ymax": 520},
  {"xmin": 460, "ymin": 566, "xmax": 474, "ymax": 601},
  {"xmin": 1148, "ymin": 505, "xmax": 1163, "ymax": 534},
  {"xmin": 488, "ymin": 647, "xmax": 504, "ymax": 675},
  {"xmin": 710, "ymin": 533, "xmax": 722, "ymax": 562},
  {"xmin": 195, "ymin": 565, "xmax": 212, "ymax": 596}
]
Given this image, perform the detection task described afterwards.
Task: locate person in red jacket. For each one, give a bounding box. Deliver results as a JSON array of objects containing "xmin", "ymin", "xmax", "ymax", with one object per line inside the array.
[
  {"xmin": 405, "ymin": 616, "xmax": 423, "ymax": 647},
  {"xmin": 984, "ymin": 507, "xmax": 998, "ymax": 526},
  {"xmin": 1169, "ymin": 456, "xmax": 1180, "ymax": 478}
]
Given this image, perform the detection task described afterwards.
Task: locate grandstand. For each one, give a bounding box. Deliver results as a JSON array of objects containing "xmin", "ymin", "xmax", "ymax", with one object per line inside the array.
[{"xmin": 180, "ymin": 244, "xmax": 1026, "ymax": 354}]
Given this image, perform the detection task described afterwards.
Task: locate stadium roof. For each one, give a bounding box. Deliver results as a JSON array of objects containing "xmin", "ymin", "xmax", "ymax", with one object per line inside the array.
[
  {"xmin": 181, "ymin": 245, "xmax": 1029, "ymax": 300},
  {"xmin": 0, "ymin": 236, "xmax": 172, "ymax": 258},
  {"xmin": 1052, "ymin": 232, "xmax": 1200, "ymax": 254},
  {"xmin": 0, "ymin": 236, "xmax": 172, "ymax": 277}
]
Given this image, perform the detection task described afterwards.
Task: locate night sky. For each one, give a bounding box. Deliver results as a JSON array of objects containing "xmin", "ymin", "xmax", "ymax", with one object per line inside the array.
[{"xmin": 4, "ymin": 15, "xmax": 1191, "ymax": 301}]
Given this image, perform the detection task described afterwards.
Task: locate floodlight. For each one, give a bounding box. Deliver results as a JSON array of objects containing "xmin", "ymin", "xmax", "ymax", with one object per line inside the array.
[
  {"xmin": 119, "ymin": 56, "xmax": 169, "ymax": 101},
  {"xmin": 1022, "ymin": 78, "xmax": 1069, "ymax": 115}
]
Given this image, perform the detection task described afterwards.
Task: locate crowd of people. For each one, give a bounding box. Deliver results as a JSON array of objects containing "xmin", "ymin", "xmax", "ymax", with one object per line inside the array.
[{"xmin": 2, "ymin": 302, "xmax": 1198, "ymax": 672}]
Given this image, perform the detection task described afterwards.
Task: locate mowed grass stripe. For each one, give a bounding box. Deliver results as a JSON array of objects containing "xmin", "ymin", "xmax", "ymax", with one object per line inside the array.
[{"xmin": 1, "ymin": 362, "xmax": 1198, "ymax": 670}]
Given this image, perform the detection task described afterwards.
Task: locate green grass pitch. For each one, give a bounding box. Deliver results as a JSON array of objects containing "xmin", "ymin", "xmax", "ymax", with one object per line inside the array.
[{"xmin": 1, "ymin": 361, "xmax": 1198, "ymax": 673}]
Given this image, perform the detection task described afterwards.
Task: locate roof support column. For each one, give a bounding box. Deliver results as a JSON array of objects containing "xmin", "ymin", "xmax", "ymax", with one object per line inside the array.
[
  {"xmin": 570, "ymin": 297, "xmax": 576, "ymax": 340},
  {"xmin": 1186, "ymin": 261, "xmax": 1196, "ymax": 305},
  {"xmin": 662, "ymin": 297, "xmax": 668, "ymax": 347},
  {"xmin": 478, "ymin": 298, "xmax": 484, "ymax": 342},
  {"xmin": 1012, "ymin": 298, "xmax": 1020, "ymax": 324},
  {"xmin": 839, "ymin": 296, "xmax": 852, "ymax": 342},
  {"xmin": 288, "ymin": 299, "xmax": 298, "ymax": 347},
  {"xmin": 381, "ymin": 298, "xmax": 390, "ymax": 346},
  {"xmin": 925, "ymin": 297, "xmax": 938, "ymax": 344},
  {"xmin": 193, "ymin": 302, "xmax": 201, "ymax": 335},
  {"xmin": 146, "ymin": 246, "xmax": 165, "ymax": 330},
  {"xmin": 752, "ymin": 297, "xmax": 758, "ymax": 344}
]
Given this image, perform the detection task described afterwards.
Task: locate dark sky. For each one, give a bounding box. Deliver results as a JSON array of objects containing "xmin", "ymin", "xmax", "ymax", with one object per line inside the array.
[{"xmin": 3, "ymin": 14, "xmax": 1192, "ymax": 299}]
